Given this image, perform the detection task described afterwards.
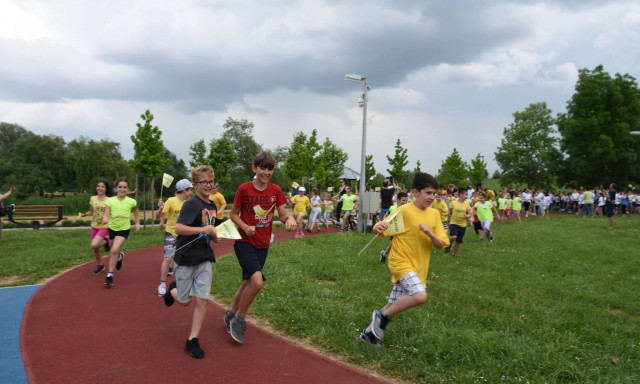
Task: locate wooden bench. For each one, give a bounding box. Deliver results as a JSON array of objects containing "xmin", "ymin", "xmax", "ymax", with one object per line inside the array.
[{"xmin": 7, "ymin": 205, "xmax": 66, "ymax": 229}]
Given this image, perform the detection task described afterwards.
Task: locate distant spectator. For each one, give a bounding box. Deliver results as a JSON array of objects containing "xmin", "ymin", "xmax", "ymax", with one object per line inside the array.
[{"xmin": 0, "ymin": 184, "xmax": 16, "ymax": 243}]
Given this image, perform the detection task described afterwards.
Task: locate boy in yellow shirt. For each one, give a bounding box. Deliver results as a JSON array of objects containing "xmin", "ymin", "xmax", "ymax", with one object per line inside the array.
[
  {"xmin": 447, "ymin": 187, "xmax": 472, "ymax": 257},
  {"xmin": 360, "ymin": 173, "xmax": 450, "ymax": 347}
]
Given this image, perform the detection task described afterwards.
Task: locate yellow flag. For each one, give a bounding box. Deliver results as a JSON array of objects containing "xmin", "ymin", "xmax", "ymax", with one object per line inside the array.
[
  {"xmin": 291, "ymin": 181, "xmax": 299, "ymax": 189},
  {"xmin": 215, "ymin": 220, "xmax": 242, "ymax": 239},
  {"xmin": 327, "ymin": 187, "xmax": 333, "ymax": 192},
  {"xmin": 375, "ymin": 187, "xmax": 381, "ymax": 192},
  {"xmin": 383, "ymin": 208, "xmax": 405, "ymax": 235},
  {"xmin": 162, "ymin": 173, "xmax": 175, "ymax": 188}
]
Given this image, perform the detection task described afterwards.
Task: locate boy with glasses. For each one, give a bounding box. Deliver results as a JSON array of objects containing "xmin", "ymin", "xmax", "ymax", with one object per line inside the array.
[{"xmin": 163, "ymin": 166, "xmax": 220, "ymax": 359}]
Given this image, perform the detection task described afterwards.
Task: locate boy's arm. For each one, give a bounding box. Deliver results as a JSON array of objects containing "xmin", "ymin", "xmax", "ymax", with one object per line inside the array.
[
  {"xmin": 230, "ymin": 204, "xmax": 255, "ymax": 237},
  {"xmin": 276, "ymin": 204, "xmax": 297, "ymax": 231},
  {"xmin": 419, "ymin": 224, "xmax": 446, "ymax": 249},
  {"xmin": 155, "ymin": 199, "xmax": 165, "ymax": 219},
  {"xmin": 101, "ymin": 205, "xmax": 111, "ymax": 225},
  {"xmin": 132, "ymin": 206, "xmax": 141, "ymax": 232},
  {"xmin": 175, "ymin": 222, "xmax": 217, "ymax": 237}
]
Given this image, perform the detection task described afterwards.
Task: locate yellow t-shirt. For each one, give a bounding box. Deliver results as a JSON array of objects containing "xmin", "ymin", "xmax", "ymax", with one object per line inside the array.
[
  {"xmin": 89, "ymin": 196, "xmax": 108, "ymax": 229},
  {"xmin": 209, "ymin": 192, "xmax": 226, "ymax": 220},
  {"xmin": 449, "ymin": 200, "xmax": 471, "ymax": 227},
  {"xmin": 290, "ymin": 195, "xmax": 311, "ymax": 215},
  {"xmin": 162, "ymin": 196, "xmax": 185, "ymax": 237},
  {"xmin": 380, "ymin": 203, "xmax": 450, "ymax": 287},
  {"xmin": 431, "ymin": 199, "xmax": 448, "ymax": 222}
]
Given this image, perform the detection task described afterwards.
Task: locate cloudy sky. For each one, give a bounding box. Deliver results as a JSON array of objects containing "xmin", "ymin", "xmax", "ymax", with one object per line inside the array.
[{"xmin": 1, "ymin": 0, "xmax": 639, "ymax": 176}]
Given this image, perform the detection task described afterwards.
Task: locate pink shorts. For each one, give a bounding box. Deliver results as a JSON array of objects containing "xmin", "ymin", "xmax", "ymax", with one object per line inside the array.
[{"xmin": 91, "ymin": 227, "xmax": 109, "ymax": 240}]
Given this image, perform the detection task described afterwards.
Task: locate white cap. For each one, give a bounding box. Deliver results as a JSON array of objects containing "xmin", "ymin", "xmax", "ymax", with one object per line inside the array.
[
  {"xmin": 299, "ymin": 186, "xmax": 306, "ymax": 192},
  {"xmin": 176, "ymin": 179, "xmax": 193, "ymax": 192}
]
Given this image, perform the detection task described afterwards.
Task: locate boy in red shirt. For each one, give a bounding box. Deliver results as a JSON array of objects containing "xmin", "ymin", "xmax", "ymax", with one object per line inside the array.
[{"xmin": 226, "ymin": 151, "xmax": 297, "ymax": 343}]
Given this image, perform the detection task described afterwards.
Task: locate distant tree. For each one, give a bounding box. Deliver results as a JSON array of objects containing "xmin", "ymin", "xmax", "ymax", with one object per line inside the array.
[
  {"xmin": 130, "ymin": 109, "xmax": 168, "ymax": 226},
  {"xmin": 413, "ymin": 160, "xmax": 422, "ymax": 174},
  {"xmin": 313, "ymin": 137, "xmax": 348, "ymax": 188},
  {"xmin": 208, "ymin": 136, "xmax": 238, "ymax": 186},
  {"xmin": 282, "ymin": 131, "xmax": 309, "ymax": 183},
  {"xmin": 492, "ymin": 169, "xmax": 501, "ymax": 179},
  {"xmin": 365, "ymin": 155, "xmax": 376, "ymax": 184},
  {"xmin": 66, "ymin": 136, "xmax": 132, "ymax": 191},
  {"xmin": 222, "ymin": 117, "xmax": 262, "ymax": 180},
  {"xmin": 557, "ymin": 65, "xmax": 640, "ymax": 186},
  {"xmin": 494, "ymin": 102, "xmax": 559, "ymax": 189},
  {"xmin": 188, "ymin": 139, "xmax": 208, "ymax": 169},
  {"xmin": 0, "ymin": 123, "xmax": 31, "ymax": 191},
  {"xmin": 469, "ymin": 154, "xmax": 487, "ymax": 187},
  {"xmin": 386, "ymin": 138, "xmax": 410, "ymax": 187},
  {"xmin": 437, "ymin": 148, "xmax": 468, "ymax": 187}
]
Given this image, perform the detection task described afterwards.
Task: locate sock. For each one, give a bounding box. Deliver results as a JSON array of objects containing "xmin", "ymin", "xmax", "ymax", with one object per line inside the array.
[
  {"xmin": 107, "ymin": 272, "xmax": 113, "ymax": 277},
  {"xmin": 225, "ymin": 309, "xmax": 234, "ymax": 318}
]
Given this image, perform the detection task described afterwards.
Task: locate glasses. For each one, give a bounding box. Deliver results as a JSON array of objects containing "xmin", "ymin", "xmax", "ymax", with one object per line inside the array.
[{"xmin": 196, "ymin": 180, "xmax": 215, "ymax": 186}]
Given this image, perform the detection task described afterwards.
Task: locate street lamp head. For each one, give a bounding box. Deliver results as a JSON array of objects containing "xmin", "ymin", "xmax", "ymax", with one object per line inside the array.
[
  {"xmin": 345, "ymin": 74, "xmax": 366, "ymax": 82},
  {"xmin": 630, "ymin": 131, "xmax": 640, "ymax": 136}
]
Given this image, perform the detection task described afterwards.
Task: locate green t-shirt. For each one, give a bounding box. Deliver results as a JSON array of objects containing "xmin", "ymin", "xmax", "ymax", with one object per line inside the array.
[
  {"xmin": 341, "ymin": 194, "xmax": 357, "ymax": 211},
  {"xmin": 583, "ymin": 191, "xmax": 594, "ymax": 204},
  {"xmin": 475, "ymin": 201, "xmax": 494, "ymax": 222},
  {"xmin": 512, "ymin": 196, "xmax": 522, "ymax": 210},
  {"xmin": 105, "ymin": 196, "xmax": 137, "ymax": 231}
]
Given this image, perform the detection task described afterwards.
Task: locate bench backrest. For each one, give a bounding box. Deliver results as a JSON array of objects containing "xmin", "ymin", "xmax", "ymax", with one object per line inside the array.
[{"xmin": 10, "ymin": 205, "xmax": 64, "ymax": 217}]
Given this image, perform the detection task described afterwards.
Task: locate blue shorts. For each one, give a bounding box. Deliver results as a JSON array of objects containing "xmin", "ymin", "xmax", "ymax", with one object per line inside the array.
[
  {"xmin": 234, "ymin": 241, "xmax": 269, "ymax": 281},
  {"xmin": 449, "ymin": 224, "xmax": 466, "ymax": 243}
]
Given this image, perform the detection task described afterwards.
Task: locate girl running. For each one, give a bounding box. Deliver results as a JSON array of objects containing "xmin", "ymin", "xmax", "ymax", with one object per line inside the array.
[
  {"xmin": 80, "ymin": 179, "xmax": 112, "ymax": 275},
  {"xmin": 101, "ymin": 178, "xmax": 140, "ymax": 287}
]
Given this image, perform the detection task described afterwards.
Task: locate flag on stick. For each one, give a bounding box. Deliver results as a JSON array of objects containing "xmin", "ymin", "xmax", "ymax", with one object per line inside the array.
[
  {"xmin": 383, "ymin": 208, "xmax": 405, "ymax": 235},
  {"xmin": 162, "ymin": 173, "xmax": 175, "ymax": 188},
  {"xmin": 291, "ymin": 181, "xmax": 299, "ymax": 189},
  {"xmin": 215, "ymin": 220, "xmax": 242, "ymax": 239}
]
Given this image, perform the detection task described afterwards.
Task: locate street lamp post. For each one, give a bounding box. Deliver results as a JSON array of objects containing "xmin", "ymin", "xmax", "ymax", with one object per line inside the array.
[{"xmin": 345, "ymin": 74, "xmax": 370, "ymax": 233}]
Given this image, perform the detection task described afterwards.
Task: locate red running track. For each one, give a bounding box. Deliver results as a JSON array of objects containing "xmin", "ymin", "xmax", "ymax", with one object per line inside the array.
[{"xmin": 20, "ymin": 228, "xmax": 390, "ymax": 384}]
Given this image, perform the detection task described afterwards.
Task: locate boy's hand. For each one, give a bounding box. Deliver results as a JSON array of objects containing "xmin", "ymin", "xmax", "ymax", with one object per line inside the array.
[
  {"xmin": 373, "ymin": 222, "xmax": 388, "ymax": 234},
  {"xmin": 135, "ymin": 223, "xmax": 141, "ymax": 232},
  {"xmin": 243, "ymin": 225, "xmax": 256, "ymax": 237},
  {"xmin": 419, "ymin": 224, "xmax": 433, "ymax": 236},
  {"xmin": 285, "ymin": 216, "xmax": 296, "ymax": 231},
  {"xmin": 157, "ymin": 199, "xmax": 164, "ymax": 209}
]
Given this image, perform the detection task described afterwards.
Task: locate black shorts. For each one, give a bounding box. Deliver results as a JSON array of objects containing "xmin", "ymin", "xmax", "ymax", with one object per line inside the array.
[
  {"xmin": 606, "ymin": 203, "xmax": 615, "ymax": 218},
  {"xmin": 523, "ymin": 201, "xmax": 531, "ymax": 211},
  {"xmin": 449, "ymin": 224, "xmax": 466, "ymax": 243},
  {"xmin": 234, "ymin": 241, "xmax": 269, "ymax": 281},
  {"xmin": 108, "ymin": 228, "xmax": 130, "ymax": 240}
]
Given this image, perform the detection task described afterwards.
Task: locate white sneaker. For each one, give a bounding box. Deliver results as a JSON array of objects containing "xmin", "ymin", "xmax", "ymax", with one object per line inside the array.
[{"xmin": 158, "ymin": 282, "xmax": 167, "ymax": 297}]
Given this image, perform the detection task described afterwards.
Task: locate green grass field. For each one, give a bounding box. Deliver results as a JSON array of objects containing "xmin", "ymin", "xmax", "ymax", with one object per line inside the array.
[{"xmin": 1, "ymin": 215, "xmax": 638, "ymax": 383}]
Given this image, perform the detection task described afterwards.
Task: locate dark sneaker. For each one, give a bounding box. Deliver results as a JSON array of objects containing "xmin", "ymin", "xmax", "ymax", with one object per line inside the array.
[
  {"xmin": 224, "ymin": 311, "xmax": 234, "ymax": 333},
  {"xmin": 92, "ymin": 264, "xmax": 105, "ymax": 275},
  {"xmin": 184, "ymin": 338, "xmax": 204, "ymax": 359},
  {"xmin": 103, "ymin": 240, "xmax": 110, "ymax": 252},
  {"xmin": 104, "ymin": 275, "xmax": 113, "ymax": 287},
  {"xmin": 116, "ymin": 252, "xmax": 124, "ymax": 270},
  {"xmin": 379, "ymin": 251, "xmax": 386, "ymax": 263},
  {"xmin": 168, "ymin": 266, "xmax": 173, "ymax": 276},
  {"xmin": 445, "ymin": 246, "xmax": 451, "ymax": 253},
  {"xmin": 164, "ymin": 281, "xmax": 176, "ymax": 307},
  {"xmin": 306, "ymin": 228, "xmax": 312, "ymax": 233},
  {"xmin": 230, "ymin": 317, "xmax": 246, "ymax": 343},
  {"xmin": 360, "ymin": 330, "xmax": 381, "ymax": 348},
  {"xmin": 370, "ymin": 310, "xmax": 390, "ymax": 341}
]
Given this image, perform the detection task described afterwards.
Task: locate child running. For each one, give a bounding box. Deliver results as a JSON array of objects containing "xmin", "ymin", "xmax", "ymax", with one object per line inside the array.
[
  {"xmin": 226, "ymin": 151, "xmax": 297, "ymax": 344},
  {"xmin": 289, "ymin": 186, "xmax": 311, "ymax": 238},
  {"xmin": 446, "ymin": 187, "xmax": 472, "ymax": 257},
  {"xmin": 101, "ymin": 178, "xmax": 140, "ymax": 287},
  {"xmin": 323, "ymin": 191, "xmax": 333, "ymax": 229},
  {"xmin": 360, "ymin": 173, "xmax": 449, "ymax": 347},
  {"xmin": 338, "ymin": 186, "xmax": 358, "ymax": 232},
  {"xmin": 80, "ymin": 179, "xmax": 112, "ymax": 275},
  {"xmin": 155, "ymin": 179, "xmax": 193, "ymax": 297},
  {"xmin": 162, "ymin": 166, "xmax": 220, "ymax": 359},
  {"xmin": 512, "ymin": 191, "xmax": 522, "ymax": 224},
  {"xmin": 306, "ymin": 188, "xmax": 325, "ymax": 233},
  {"xmin": 473, "ymin": 192, "xmax": 498, "ymax": 243}
]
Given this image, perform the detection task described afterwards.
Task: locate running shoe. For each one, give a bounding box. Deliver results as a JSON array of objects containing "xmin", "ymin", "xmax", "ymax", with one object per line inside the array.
[
  {"xmin": 370, "ymin": 310, "xmax": 390, "ymax": 341},
  {"xmin": 92, "ymin": 264, "xmax": 105, "ymax": 275},
  {"xmin": 379, "ymin": 251, "xmax": 386, "ymax": 263},
  {"xmin": 230, "ymin": 317, "xmax": 246, "ymax": 344},
  {"xmin": 158, "ymin": 281, "xmax": 166, "ymax": 297},
  {"xmin": 104, "ymin": 275, "xmax": 113, "ymax": 287},
  {"xmin": 116, "ymin": 252, "xmax": 124, "ymax": 270},
  {"xmin": 164, "ymin": 281, "xmax": 176, "ymax": 307},
  {"xmin": 184, "ymin": 338, "xmax": 204, "ymax": 359},
  {"xmin": 359, "ymin": 330, "xmax": 382, "ymax": 348}
]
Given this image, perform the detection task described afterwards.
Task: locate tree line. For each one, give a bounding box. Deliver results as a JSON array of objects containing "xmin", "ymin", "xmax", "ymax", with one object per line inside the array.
[{"xmin": 1, "ymin": 64, "xmax": 638, "ymax": 201}]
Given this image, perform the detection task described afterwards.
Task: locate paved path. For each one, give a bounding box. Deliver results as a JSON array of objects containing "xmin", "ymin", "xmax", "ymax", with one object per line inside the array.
[{"xmin": 19, "ymin": 228, "xmax": 390, "ymax": 384}]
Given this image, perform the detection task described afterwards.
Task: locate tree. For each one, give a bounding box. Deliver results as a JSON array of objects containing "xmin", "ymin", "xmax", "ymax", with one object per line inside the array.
[
  {"xmin": 437, "ymin": 148, "xmax": 468, "ymax": 187},
  {"xmin": 222, "ymin": 117, "xmax": 262, "ymax": 180},
  {"xmin": 469, "ymin": 154, "xmax": 487, "ymax": 187},
  {"xmin": 557, "ymin": 65, "xmax": 640, "ymax": 186},
  {"xmin": 66, "ymin": 137, "xmax": 132, "ymax": 191},
  {"xmin": 0, "ymin": 123, "xmax": 30, "ymax": 191},
  {"xmin": 413, "ymin": 160, "xmax": 422, "ymax": 174},
  {"xmin": 130, "ymin": 110, "xmax": 168, "ymax": 227},
  {"xmin": 494, "ymin": 102, "xmax": 559, "ymax": 189},
  {"xmin": 365, "ymin": 155, "xmax": 376, "ymax": 184},
  {"xmin": 12, "ymin": 133, "xmax": 68, "ymax": 196},
  {"xmin": 313, "ymin": 137, "xmax": 348, "ymax": 188},
  {"xmin": 188, "ymin": 139, "xmax": 208, "ymax": 168},
  {"xmin": 282, "ymin": 131, "xmax": 309, "ymax": 183},
  {"xmin": 208, "ymin": 136, "xmax": 238, "ymax": 186},
  {"xmin": 386, "ymin": 138, "xmax": 410, "ymax": 186},
  {"xmin": 153, "ymin": 147, "xmax": 189, "ymax": 196}
]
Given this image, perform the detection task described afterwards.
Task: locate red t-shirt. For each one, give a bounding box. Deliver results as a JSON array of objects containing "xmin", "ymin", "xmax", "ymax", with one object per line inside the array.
[{"xmin": 233, "ymin": 181, "xmax": 287, "ymax": 249}]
